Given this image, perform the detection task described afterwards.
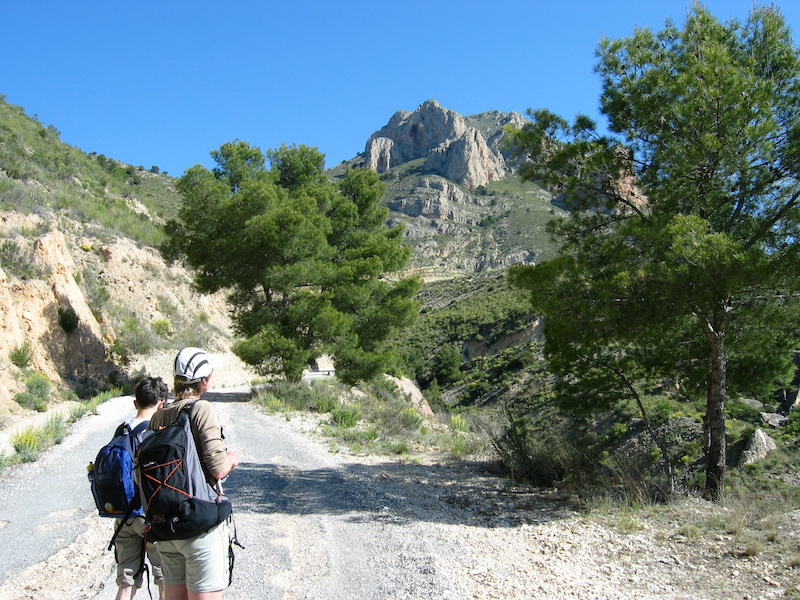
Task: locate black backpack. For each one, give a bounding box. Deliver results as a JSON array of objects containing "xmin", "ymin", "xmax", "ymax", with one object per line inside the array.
[{"xmin": 136, "ymin": 403, "xmax": 232, "ymax": 541}]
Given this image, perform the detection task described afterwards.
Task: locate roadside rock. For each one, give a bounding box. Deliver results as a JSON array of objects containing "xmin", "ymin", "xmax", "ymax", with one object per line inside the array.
[{"xmin": 738, "ymin": 428, "xmax": 779, "ymax": 466}]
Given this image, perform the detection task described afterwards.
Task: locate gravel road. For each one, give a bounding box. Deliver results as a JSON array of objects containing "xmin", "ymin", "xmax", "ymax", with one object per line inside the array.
[{"xmin": 1, "ymin": 388, "xmax": 799, "ymax": 599}]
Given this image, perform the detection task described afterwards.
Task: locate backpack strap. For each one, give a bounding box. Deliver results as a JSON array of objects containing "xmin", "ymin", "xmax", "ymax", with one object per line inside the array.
[
  {"xmin": 228, "ymin": 515, "xmax": 244, "ymax": 587},
  {"xmin": 130, "ymin": 420, "xmax": 149, "ymax": 437},
  {"xmin": 107, "ymin": 502, "xmax": 137, "ymax": 551},
  {"xmin": 113, "ymin": 420, "xmax": 149, "ymax": 440},
  {"xmin": 133, "ymin": 525, "xmax": 151, "ymax": 598}
]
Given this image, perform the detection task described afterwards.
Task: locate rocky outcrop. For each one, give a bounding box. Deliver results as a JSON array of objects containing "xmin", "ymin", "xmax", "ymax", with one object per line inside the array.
[
  {"xmin": 364, "ymin": 137, "xmax": 395, "ymax": 173},
  {"xmin": 761, "ymin": 412, "xmax": 789, "ymax": 428},
  {"xmin": 387, "ymin": 177, "xmax": 478, "ymax": 224},
  {"xmin": 424, "ymin": 128, "xmax": 506, "ymax": 189},
  {"xmin": 385, "ymin": 374, "xmax": 434, "ymax": 420},
  {"xmin": 464, "ymin": 109, "xmax": 527, "ymax": 162},
  {"xmin": 365, "ymin": 100, "xmax": 507, "ymax": 189},
  {"xmin": 738, "ymin": 428, "xmax": 779, "ymax": 466},
  {"xmin": 0, "ymin": 227, "xmax": 112, "ymax": 415},
  {"xmin": 33, "ymin": 231, "xmax": 111, "ymax": 383},
  {"xmin": 0, "ymin": 210, "xmax": 246, "ymax": 417},
  {"xmin": 366, "ymin": 100, "xmax": 468, "ymax": 169},
  {"xmin": 356, "ymin": 101, "xmax": 542, "ymax": 279}
]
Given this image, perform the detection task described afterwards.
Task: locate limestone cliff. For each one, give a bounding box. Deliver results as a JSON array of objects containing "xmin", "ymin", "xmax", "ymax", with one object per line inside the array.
[
  {"xmin": 350, "ymin": 100, "xmax": 552, "ymax": 279},
  {"xmin": 365, "ymin": 100, "xmax": 507, "ymax": 189}
]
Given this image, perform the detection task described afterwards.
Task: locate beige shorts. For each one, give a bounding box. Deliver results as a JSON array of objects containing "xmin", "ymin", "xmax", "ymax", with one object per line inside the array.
[
  {"xmin": 156, "ymin": 520, "xmax": 230, "ymax": 594},
  {"xmin": 114, "ymin": 516, "xmax": 163, "ymax": 587}
]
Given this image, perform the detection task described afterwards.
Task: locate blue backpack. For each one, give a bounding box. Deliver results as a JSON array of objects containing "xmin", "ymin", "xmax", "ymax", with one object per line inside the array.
[{"xmin": 89, "ymin": 421, "xmax": 149, "ymax": 547}]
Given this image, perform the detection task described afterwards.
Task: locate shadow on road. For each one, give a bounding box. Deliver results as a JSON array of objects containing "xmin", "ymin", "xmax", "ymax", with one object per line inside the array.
[
  {"xmin": 225, "ymin": 459, "xmax": 575, "ymax": 529},
  {"xmin": 203, "ymin": 386, "xmax": 254, "ymax": 403}
]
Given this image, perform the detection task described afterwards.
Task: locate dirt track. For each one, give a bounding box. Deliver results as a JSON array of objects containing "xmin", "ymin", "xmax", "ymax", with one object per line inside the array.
[{"xmin": 1, "ymin": 391, "xmax": 799, "ymax": 599}]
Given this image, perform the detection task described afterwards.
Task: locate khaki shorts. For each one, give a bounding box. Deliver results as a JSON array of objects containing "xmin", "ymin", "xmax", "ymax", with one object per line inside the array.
[
  {"xmin": 114, "ymin": 516, "xmax": 163, "ymax": 587},
  {"xmin": 156, "ymin": 520, "xmax": 230, "ymax": 594}
]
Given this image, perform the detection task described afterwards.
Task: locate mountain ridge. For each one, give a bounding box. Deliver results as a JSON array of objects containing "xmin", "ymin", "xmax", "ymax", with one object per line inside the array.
[
  {"xmin": 0, "ymin": 95, "xmax": 549, "ymax": 416},
  {"xmin": 336, "ymin": 99, "xmax": 559, "ymax": 279}
]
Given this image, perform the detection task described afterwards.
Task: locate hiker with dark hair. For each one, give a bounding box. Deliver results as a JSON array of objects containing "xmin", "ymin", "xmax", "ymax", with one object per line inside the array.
[
  {"xmin": 143, "ymin": 347, "xmax": 239, "ymax": 600},
  {"xmin": 113, "ymin": 376, "xmax": 169, "ymax": 600}
]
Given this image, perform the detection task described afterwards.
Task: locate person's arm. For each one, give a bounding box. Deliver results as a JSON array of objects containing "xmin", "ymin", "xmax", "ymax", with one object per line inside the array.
[
  {"xmin": 211, "ymin": 451, "xmax": 240, "ymax": 480},
  {"xmin": 192, "ymin": 401, "xmax": 239, "ymax": 481}
]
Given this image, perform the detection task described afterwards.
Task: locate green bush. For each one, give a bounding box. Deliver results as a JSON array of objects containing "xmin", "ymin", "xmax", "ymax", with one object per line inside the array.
[
  {"xmin": 9, "ymin": 342, "xmax": 33, "ymax": 368},
  {"xmin": 58, "ymin": 306, "xmax": 79, "ymax": 332},
  {"xmin": 492, "ymin": 415, "xmax": 587, "ymax": 486},
  {"xmin": 432, "ymin": 344, "xmax": 463, "ymax": 385},
  {"xmin": 26, "ymin": 372, "xmax": 52, "ymax": 399},
  {"xmin": 14, "ymin": 372, "xmax": 52, "ymax": 411},
  {"xmin": 331, "ymin": 406, "xmax": 361, "ymax": 428},
  {"xmin": 387, "ymin": 441, "xmax": 410, "ymax": 455},
  {"xmin": 256, "ymin": 393, "xmax": 284, "ymax": 412},
  {"xmin": 439, "ymin": 433, "xmax": 484, "ymax": 459},
  {"xmin": 80, "ymin": 268, "xmax": 111, "ymax": 316},
  {"xmin": 398, "ymin": 407, "xmax": 423, "ymax": 430},
  {"xmin": 0, "ymin": 240, "xmax": 41, "ymax": 280},
  {"xmin": 255, "ymin": 380, "xmax": 340, "ymax": 413},
  {"xmin": 727, "ymin": 399, "xmax": 763, "ymax": 427},
  {"xmin": 153, "ymin": 319, "xmax": 172, "ymax": 337},
  {"xmin": 11, "ymin": 428, "xmax": 42, "ymax": 462},
  {"xmin": 450, "ymin": 414, "xmax": 470, "ymax": 433},
  {"xmin": 42, "ymin": 415, "xmax": 66, "ymax": 445},
  {"xmin": 13, "ymin": 391, "xmax": 42, "ymax": 411},
  {"xmin": 116, "ymin": 317, "xmax": 158, "ymax": 355}
]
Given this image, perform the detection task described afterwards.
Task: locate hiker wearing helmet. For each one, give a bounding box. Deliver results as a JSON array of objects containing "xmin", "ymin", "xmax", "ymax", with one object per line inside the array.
[
  {"xmin": 108, "ymin": 376, "xmax": 168, "ymax": 600},
  {"xmin": 145, "ymin": 348, "xmax": 240, "ymax": 600}
]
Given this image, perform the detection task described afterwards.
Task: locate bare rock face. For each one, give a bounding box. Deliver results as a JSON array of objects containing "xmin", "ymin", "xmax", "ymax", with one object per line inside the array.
[
  {"xmin": 365, "ymin": 100, "xmax": 507, "ymax": 188},
  {"xmin": 365, "ymin": 137, "xmax": 395, "ymax": 173},
  {"xmin": 424, "ymin": 128, "xmax": 506, "ymax": 189},
  {"xmin": 384, "ymin": 374, "xmax": 434, "ymax": 420},
  {"xmin": 472, "ymin": 110, "xmax": 527, "ymax": 159},
  {"xmin": 386, "ymin": 177, "xmax": 478, "ymax": 224},
  {"xmin": 33, "ymin": 231, "xmax": 110, "ymax": 383},
  {"xmin": 0, "ymin": 228, "xmax": 112, "ymax": 415},
  {"xmin": 0, "ymin": 211, "xmax": 252, "ymax": 416},
  {"xmin": 366, "ymin": 100, "xmax": 468, "ymax": 170},
  {"xmin": 738, "ymin": 428, "xmax": 779, "ymax": 466}
]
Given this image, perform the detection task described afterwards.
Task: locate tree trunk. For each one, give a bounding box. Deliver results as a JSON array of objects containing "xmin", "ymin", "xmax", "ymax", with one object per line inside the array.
[{"xmin": 704, "ymin": 324, "xmax": 727, "ymax": 501}]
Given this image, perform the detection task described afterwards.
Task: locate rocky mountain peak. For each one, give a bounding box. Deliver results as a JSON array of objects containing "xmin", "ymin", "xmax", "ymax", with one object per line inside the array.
[{"xmin": 365, "ymin": 100, "xmax": 507, "ymax": 189}]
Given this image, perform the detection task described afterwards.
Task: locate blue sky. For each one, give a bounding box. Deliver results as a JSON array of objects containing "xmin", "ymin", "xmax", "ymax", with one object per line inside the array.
[{"xmin": 2, "ymin": 1, "xmax": 799, "ymax": 177}]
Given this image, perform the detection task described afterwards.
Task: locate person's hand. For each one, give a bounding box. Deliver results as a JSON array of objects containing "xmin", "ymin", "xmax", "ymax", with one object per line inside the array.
[{"xmin": 227, "ymin": 451, "xmax": 240, "ymax": 471}]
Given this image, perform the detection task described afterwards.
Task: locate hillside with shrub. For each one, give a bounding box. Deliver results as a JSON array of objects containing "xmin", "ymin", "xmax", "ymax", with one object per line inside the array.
[
  {"xmin": 0, "ymin": 95, "xmax": 248, "ymax": 423},
  {"xmin": 0, "ymin": 90, "xmax": 799, "ymax": 513}
]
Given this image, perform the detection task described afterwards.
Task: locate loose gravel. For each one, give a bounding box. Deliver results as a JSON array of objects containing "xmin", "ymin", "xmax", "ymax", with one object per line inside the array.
[{"xmin": 1, "ymin": 393, "xmax": 798, "ymax": 599}]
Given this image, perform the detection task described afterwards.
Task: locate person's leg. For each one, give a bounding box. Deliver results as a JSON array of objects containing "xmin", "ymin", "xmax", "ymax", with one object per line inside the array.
[
  {"xmin": 162, "ymin": 584, "xmax": 189, "ymax": 600},
  {"xmin": 158, "ymin": 539, "xmax": 189, "ymax": 600},
  {"xmin": 146, "ymin": 540, "xmax": 164, "ymax": 599},
  {"xmin": 114, "ymin": 520, "xmax": 146, "ymax": 599},
  {"xmin": 183, "ymin": 522, "xmax": 229, "ymax": 599},
  {"xmin": 114, "ymin": 583, "xmax": 136, "ymax": 600},
  {"xmin": 189, "ymin": 591, "xmax": 223, "ymax": 600}
]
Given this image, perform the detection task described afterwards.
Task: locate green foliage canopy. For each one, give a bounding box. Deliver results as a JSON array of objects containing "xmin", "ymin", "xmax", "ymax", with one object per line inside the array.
[
  {"xmin": 509, "ymin": 5, "xmax": 800, "ymax": 499},
  {"xmin": 162, "ymin": 141, "xmax": 420, "ymax": 383}
]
